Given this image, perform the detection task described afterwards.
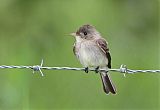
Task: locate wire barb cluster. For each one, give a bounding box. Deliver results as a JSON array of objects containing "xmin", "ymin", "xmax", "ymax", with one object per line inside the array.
[{"xmin": 0, "ymin": 59, "xmax": 160, "ymax": 76}]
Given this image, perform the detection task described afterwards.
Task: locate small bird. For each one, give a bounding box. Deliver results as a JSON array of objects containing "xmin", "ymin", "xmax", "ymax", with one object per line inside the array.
[{"xmin": 71, "ymin": 24, "xmax": 116, "ymax": 94}]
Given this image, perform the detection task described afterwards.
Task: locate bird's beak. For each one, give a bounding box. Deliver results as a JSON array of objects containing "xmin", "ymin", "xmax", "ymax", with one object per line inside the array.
[{"xmin": 70, "ymin": 32, "xmax": 76, "ymax": 37}]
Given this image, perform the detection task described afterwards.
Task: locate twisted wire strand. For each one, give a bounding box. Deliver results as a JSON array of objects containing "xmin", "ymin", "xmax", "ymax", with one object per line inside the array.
[{"xmin": 0, "ymin": 60, "xmax": 159, "ymax": 76}]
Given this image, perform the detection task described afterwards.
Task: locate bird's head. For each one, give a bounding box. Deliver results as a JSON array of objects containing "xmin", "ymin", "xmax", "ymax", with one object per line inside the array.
[{"xmin": 71, "ymin": 24, "xmax": 101, "ymax": 41}]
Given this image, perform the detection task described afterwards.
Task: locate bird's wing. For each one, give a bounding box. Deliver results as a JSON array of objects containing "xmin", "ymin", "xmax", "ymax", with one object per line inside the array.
[
  {"xmin": 73, "ymin": 43, "xmax": 76, "ymax": 56},
  {"xmin": 73, "ymin": 43, "xmax": 79, "ymax": 59},
  {"xmin": 96, "ymin": 38, "xmax": 111, "ymax": 68}
]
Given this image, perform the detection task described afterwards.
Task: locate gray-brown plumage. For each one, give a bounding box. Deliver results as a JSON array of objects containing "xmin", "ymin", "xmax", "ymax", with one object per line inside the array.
[{"xmin": 71, "ymin": 24, "xmax": 116, "ymax": 94}]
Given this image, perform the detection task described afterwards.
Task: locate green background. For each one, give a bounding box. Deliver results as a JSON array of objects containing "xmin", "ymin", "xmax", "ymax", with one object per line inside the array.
[{"xmin": 0, "ymin": 0, "xmax": 159, "ymax": 110}]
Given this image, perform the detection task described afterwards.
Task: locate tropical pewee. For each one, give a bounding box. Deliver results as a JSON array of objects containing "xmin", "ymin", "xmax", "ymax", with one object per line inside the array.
[{"xmin": 71, "ymin": 24, "xmax": 116, "ymax": 94}]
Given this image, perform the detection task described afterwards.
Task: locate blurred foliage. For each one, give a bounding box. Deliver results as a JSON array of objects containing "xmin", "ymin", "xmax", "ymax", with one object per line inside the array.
[{"xmin": 0, "ymin": 0, "xmax": 159, "ymax": 110}]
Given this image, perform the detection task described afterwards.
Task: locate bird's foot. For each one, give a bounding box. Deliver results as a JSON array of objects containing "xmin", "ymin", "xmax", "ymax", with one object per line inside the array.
[
  {"xmin": 84, "ymin": 67, "xmax": 89, "ymax": 73},
  {"xmin": 95, "ymin": 66, "xmax": 99, "ymax": 73}
]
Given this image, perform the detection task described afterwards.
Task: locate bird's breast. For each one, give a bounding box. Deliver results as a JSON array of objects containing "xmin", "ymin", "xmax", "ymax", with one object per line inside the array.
[{"xmin": 77, "ymin": 41, "xmax": 108, "ymax": 67}]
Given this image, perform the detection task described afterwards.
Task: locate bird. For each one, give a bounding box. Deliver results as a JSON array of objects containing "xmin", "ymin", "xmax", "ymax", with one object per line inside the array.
[{"xmin": 70, "ymin": 24, "xmax": 116, "ymax": 94}]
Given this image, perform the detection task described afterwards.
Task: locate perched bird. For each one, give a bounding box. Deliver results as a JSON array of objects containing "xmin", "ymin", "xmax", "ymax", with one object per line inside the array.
[{"xmin": 71, "ymin": 24, "xmax": 116, "ymax": 94}]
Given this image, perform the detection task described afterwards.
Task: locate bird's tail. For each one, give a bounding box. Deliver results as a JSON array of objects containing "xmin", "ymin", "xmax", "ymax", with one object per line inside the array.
[{"xmin": 100, "ymin": 72, "xmax": 116, "ymax": 94}]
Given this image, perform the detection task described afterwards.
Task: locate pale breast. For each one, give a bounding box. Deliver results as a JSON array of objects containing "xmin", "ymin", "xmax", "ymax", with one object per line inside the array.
[{"xmin": 77, "ymin": 41, "xmax": 108, "ymax": 67}]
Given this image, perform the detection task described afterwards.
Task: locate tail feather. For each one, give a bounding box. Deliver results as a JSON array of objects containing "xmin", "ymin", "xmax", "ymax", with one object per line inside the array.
[{"xmin": 100, "ymin": 72, "xmax": 116, "ymax": 94}]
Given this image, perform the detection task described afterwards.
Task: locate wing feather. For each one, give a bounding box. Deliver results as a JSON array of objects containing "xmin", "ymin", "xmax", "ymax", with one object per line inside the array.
[
  {"xmin": 73, "ymin": 43, "xmax": 76, "ymax": 55},
  {"xmin": 96, "ymin": 39, "xmax": 111, "ymax": 68}
]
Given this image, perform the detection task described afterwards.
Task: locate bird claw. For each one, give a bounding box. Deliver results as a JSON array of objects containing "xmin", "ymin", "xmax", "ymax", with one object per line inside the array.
[
  {"xmin": 84, "ymin": 67, "xmax": 89, "ymax": 73},
  {"xmin": 95, "ymin": 66, "xmax": 99, "ymax": 73}
]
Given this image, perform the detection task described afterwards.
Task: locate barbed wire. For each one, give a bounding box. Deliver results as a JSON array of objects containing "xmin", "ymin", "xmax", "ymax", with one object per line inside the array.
[{"xmin": 0, "ymin": 59, "xmax": 160, "ymax": 76}]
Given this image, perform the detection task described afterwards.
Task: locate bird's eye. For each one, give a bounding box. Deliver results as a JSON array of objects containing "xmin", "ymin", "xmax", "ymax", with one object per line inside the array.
[{"xmin": 84, "ymin": 32, "xmax": 87, "ymax": 35}]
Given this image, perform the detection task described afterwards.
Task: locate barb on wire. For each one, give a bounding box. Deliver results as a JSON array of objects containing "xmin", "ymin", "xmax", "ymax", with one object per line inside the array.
[
  {"xmin": 32, "ymin": 59, "xmax": 44, "ymax": 76},
  {"xmin": 0, "ymin": 59, "xmax": 160, "ymax": 76}
]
